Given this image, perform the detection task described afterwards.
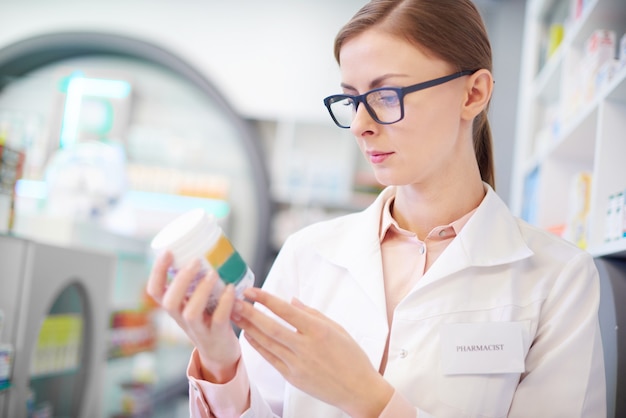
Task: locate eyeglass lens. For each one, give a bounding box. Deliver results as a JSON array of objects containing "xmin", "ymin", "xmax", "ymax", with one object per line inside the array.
[{"xmin": 329, "ymin": 89, "xmax": 402, "ymax": 128}]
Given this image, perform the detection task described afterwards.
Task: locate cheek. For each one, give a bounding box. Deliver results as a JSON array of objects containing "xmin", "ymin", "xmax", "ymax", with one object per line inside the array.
[
  {"xmin": 403, "ymin": 99, "xmax": 463, "ymax": 146},
  {"xmin": 407, "ymin": 88, "xmax": 463, "ymax": 126},
  {"xmin": 391, "ymin": 117, "xmax": 461, "ymax": 180},
  {"xmin": 396, "ymin": 113, "xmax": 448, "ymax": 153}
]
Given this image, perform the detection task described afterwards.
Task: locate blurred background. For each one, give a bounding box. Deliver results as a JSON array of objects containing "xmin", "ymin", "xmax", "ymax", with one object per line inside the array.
[{"xmin": 9, "ymin": 0, "xmax": 617, "ymax": 416}]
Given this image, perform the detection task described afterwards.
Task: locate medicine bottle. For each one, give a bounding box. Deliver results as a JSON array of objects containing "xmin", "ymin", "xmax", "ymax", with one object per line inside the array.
[{"xmin": 150, "ymin": 208, "xmax": 254, "ymax": 313}]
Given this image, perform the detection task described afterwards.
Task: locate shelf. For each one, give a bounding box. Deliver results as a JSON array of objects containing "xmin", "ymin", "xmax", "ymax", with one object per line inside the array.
[
  {"xmin": 554, "ymin": 102, "xmax": 598, "ymax": 162},
  {"xmin": 532, "ymin": 0, "xmax": 599, "ymax": 82},
  {"xmin": 514, "ymin": 0, "xmax": 626, "ymax": 255},
  {"xmin": 605, "ymin": 64, "xmax": 626, "ymax": 103},
  {"xmin": 523, "ymin": 98, "xmax": 597, "ymax": 177},
  {"xmin": 533, "ymin": 47, "xmax": 563, "ymax": 103},
  {"xmin": 30, "ymin": 367, "xmax": 79, "ymax": 381}
]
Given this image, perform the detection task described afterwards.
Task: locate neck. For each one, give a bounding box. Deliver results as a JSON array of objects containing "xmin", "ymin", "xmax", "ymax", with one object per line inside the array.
[{"xmin": 392, "ymin": 176, "xmax": 485, "ymax": 240}]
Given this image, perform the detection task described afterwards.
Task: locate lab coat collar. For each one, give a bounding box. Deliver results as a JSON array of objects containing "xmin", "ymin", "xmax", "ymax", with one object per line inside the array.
[
  {"xmin": 311, "ymin": 184, "xmax": 533, "ymax": 307},
  {"xmin": 419, "ymin": 183, "xmax": 534, "ymax": 289}
]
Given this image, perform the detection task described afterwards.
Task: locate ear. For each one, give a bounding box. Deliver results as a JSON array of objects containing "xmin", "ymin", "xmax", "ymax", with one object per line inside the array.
[{"xmin": 461, "ymin": 69, "xmax": 493, "ymax": 121}]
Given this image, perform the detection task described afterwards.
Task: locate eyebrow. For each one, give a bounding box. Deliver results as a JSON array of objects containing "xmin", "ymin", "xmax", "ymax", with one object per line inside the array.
[{"xmin": 340, "ymin": 73, "xmax": 410, "ymax": 93}]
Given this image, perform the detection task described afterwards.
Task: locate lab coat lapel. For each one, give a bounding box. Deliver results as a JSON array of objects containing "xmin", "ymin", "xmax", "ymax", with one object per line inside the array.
[
  {"xmin": 418, "ymin": 185, "xmax": 534, "ymax": 289},
  {"xmin": 312, "ymin": 189, "xmax": 393, "ymax": 316},
  {"xmin": 310, "ymin": 186, "xmax": 533, "ymax": 307}
]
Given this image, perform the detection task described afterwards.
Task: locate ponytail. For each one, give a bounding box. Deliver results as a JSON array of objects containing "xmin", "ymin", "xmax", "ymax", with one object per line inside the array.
[{"xmin": 473, "ymin": 110, "xmax": 495, "ymax": 190}]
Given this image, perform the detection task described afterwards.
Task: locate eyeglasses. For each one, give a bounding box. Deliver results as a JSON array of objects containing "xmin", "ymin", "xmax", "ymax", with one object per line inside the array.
[{"xmin": 323, "ymin": 70, "xmax": 477, "ymax": 129}]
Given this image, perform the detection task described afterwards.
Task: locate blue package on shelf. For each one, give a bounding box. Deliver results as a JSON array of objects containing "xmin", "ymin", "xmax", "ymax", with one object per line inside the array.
[{"xmin": 521, "ymin": 167, "xmax": 540, "ymax": 225}]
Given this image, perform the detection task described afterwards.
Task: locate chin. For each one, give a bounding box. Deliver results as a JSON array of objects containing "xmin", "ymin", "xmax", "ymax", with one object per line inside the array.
[
  {"xmin": 372, "ymin": 171, "xmax": 409, "ymax": 187},
  {"xmin": 374, "ymin": 177, "xmax": 406, "ymax": 188}
]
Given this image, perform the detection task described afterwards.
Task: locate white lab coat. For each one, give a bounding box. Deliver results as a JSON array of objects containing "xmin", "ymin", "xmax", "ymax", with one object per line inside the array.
[{"xmin": 239, "ymin": 185, "xmax": 606, "ymax": 418}]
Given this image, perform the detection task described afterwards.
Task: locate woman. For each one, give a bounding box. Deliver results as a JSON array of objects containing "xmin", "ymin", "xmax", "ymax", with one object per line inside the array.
[{"xmin": 148, "ymin": 0, "xmax": 607, "ymax": 416}]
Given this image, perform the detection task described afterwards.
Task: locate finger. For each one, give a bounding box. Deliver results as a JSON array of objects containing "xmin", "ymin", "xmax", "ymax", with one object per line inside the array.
[
  {"xmin": 290, "ymin": 297, "xmax": 319, "ymax": 314},
  {"xmin": 162, "ymin": 259, "xmax": 201, "ymax": 312},
  {"xmin": 235, "ymin": 299, "xmax": 298, "ymax": 359},
  {"xmin": 211, "ymin": 281, "xmax": 237, "ymax": 327},
  {"xmin": 291, "ymin": 298, "xmax": 334, "ymax": 323},
  {"xmin": 146, "ymin": 251, "xmax": 173, "ymax": 303},
  {"xmin": 242, "ymin": 331, "xmax": 289, "ymax": 376},
  {"xmin": 182, "ymin": 270, "xmax": 220, "ymax": 325},
  {"xmin": 244, "ymin": 288, "xmax": 311, "ymax": 333},
  {"xmin": 292, "ymin": 298, "xmax": 347, "ymax": 336}
]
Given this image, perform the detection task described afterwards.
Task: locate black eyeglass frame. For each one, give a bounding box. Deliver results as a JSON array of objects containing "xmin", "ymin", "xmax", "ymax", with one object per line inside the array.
[{"xmin": 323, "ymin": 69, "xmax": 478, "ymax": 129}]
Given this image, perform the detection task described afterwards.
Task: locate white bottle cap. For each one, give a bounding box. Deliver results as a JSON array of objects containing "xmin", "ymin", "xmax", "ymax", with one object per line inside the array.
[{"xmin": 150, "ymin": 208, "xmax": 221, "ymax": 270}]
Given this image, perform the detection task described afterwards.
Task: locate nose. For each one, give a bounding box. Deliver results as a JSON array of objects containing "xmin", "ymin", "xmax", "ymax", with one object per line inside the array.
[{"xmin": 349, "ymin": 100, "xmax": 376, "ymax": 135}]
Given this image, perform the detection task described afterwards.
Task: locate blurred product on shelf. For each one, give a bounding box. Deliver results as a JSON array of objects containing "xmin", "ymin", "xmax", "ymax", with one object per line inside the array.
[
  {"xmin": 127, "ymin": 164, "xmax": 230, "ymax": 200},
  {"xmin": 0, "ymin": 143, "xmax": 25, "ymax": 233},
  {"xmin": 604, "ymin": 189, "xmax": 626, "ymax": 243},
  {"xmin": 0, "ymin": 343, "xmax": 13, "ymax": 391},
  {"xmin": 573, "ymin": 0, "xmax": 593, "ymax": 20},
  {"xmin": 521, "ymin": 167, "xmax": 540, "ymax": 225},
  {"xmin": 30, "ymin": 314, "xmax": 83, "ymax": 378},
  {"xmin": 0, "ymin": 111, "xmax": 45, "ymax": 181},
  {"xmin": 546, "ymin": 223, "xmax": 566, "ymax": 238},
  {"xmin": 583, "ymin": 29, "xmax": 617, "ymax": 101},
  {"xmin": 44, "ymin": 140, "xmax": 127, "ymax": 220},
  {"xmin": 108, "ymin": 310, "xmax": 157, "ymax": 360},
  {"xmin": 29, "ymin": 400, "xmax": 52, "ymax": 418},
  {"xmin": 557, "ymin": 29, "xmax": 621, "ymax": 135},
  {"xmin": 563, "ymin": 171, "xmax": 592, "ymax": 249},
  {"xmin": 547, "ymin": 23, "xmax": 564, "ymax": 58},
  {"xmin": 117, "ymin": 380, "xmax": 153, "ymax": 418},
  {"xmin": 112, "ymin": 351, "xmax": 158, "ymax": 418}
]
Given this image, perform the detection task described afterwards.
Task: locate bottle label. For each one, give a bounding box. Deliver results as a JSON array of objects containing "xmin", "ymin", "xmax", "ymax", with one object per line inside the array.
[{"xmin": 205, "ymin": 235, "xmax": 248, "ymax": 285}]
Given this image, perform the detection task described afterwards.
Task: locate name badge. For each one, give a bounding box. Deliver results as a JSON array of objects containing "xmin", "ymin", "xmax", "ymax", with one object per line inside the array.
[{"xmin": 440, "ymin": 322, "xmax": 525, "ymax": 375}]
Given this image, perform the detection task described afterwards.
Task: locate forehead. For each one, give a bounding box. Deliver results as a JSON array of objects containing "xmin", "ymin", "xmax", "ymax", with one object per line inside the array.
[{"xmin": 338, "ymin": 29, "xmax": 449, "ymax": 85}]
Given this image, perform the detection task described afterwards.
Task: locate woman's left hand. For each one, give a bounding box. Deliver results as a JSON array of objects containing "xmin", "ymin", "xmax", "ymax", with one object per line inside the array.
[{"xmin": 231, "ymin": 288, "xmax": 394, "ymax": 418}]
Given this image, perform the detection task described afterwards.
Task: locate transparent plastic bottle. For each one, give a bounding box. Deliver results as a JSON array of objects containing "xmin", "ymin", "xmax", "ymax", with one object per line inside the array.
[{"xmin": 150, "ymin": 208, "xmax": 254, "ymax": 313}]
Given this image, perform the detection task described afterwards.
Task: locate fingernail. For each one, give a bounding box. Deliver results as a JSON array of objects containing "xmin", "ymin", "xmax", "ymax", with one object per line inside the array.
[
  {"xmin": 231, "ymin": 301, "xmax": 243, "ymax": 322},
  {"xmin": 156, "ymin": 250, "xmax": 171, "ymax": 265},
  {"xmin": 243, "ymin": 287, "xmax": 257, "ymax": 299},
  {"xmin": 205, "ymin": 269, "xmax": 218, "ymax": 281},
  {"xmin": 185, "ymin": 259, "xmax": 200, "ymax": 272}
]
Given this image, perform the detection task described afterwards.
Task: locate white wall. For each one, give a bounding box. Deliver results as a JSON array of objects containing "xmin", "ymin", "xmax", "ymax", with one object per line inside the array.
[{"xmin": 480, "ymin": 0, "xmax": 527, "ymax": 204}]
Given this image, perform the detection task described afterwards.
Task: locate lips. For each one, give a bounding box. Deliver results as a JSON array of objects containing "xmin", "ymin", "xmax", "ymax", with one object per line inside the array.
[{"xmin": 368, "ymin": 151, "xmax": 393, "ymax": 164}]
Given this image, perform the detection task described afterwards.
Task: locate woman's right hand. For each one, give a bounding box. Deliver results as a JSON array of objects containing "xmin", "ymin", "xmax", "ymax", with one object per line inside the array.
[{"xmin": 146, "ymin": 251, "xmax": 242, "ymax": 383}]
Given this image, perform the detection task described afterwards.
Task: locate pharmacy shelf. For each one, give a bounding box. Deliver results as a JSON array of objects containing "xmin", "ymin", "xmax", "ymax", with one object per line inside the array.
[
  {"xmin": 513, "ymin": 6, "xmax": 626, "ymax": 416},
  {"xmin": 512, "ymin": 0, "xmax": 626, "ymax": 253}
]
